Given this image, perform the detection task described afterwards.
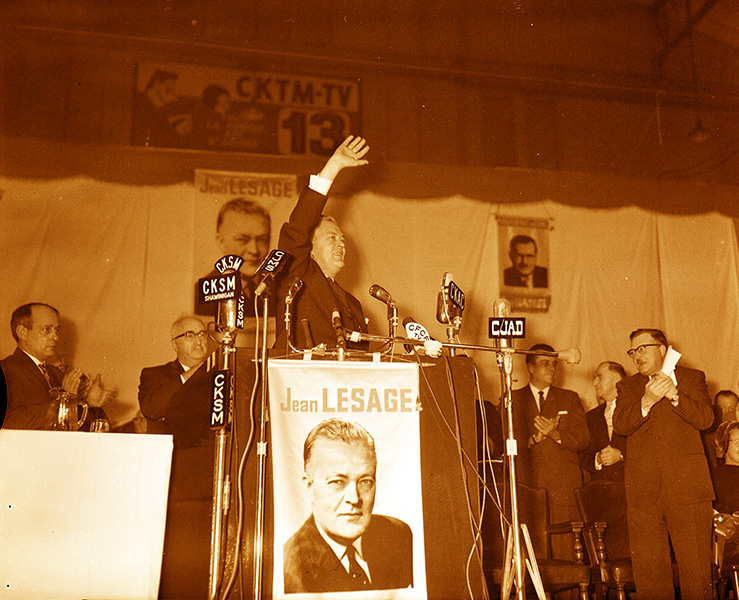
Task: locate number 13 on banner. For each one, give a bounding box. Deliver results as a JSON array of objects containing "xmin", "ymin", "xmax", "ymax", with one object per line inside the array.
[{"xmin": 278, "ymin": 108, "xmax": 352, "ymax": 156}]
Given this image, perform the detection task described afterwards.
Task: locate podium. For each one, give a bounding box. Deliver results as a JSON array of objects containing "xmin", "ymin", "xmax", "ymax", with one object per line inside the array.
[
  {"xmin": 160, "ymin": 351, "xmax": 485, "ymax": 599},
  {"xmin": 0, "ymin": 429, "xmax": 172, "ymax": 600}
]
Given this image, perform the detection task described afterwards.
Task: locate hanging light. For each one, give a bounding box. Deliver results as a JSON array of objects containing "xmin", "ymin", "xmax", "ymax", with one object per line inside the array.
[
  {"xmin": 686, "ymin": 0, "xmax": 712, "ymax": 143},
  {"xmin": 688, "ymin": 115, "xmax": 711, "ymax": 143}
]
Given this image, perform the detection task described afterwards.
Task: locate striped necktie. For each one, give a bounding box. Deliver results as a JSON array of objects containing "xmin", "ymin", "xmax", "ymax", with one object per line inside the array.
[{"xmin": 38, "ymin": 362, "xmax": 52, "ymax": 387}]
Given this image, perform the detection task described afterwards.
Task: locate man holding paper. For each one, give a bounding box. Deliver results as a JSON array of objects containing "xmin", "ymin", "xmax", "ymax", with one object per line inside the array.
[{"xmin": 613, "ymin": 328, "xmax": 715, "ymax": 600}]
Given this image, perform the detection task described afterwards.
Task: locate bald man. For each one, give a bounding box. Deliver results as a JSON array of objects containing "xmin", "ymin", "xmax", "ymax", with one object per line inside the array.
[{"xmin": 138, "ymin": 315, "xmax": 209, "ymax": 434}]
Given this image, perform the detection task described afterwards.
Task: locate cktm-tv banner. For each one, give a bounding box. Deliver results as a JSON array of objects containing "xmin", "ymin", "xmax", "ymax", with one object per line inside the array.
[
  {"xmin": 132, "ymin": 61, "xmax": 360, "ymax": 154},
  {"xmin": 268, "ymin": 359, "xmax": 427, "ymax": 600}
]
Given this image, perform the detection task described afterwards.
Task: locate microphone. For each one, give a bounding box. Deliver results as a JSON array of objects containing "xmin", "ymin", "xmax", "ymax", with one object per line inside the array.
[
  {"xmin": 436, "ymin": 272, "xmax": 453, "ymax": 324},
  {"xmin": 555, "ymin": 348, "xmax": 582, "ymax": 364},
  {"xmin": 331, "ymin": 309, "xmax": 346, "ymax": 349},
  {"xmin": 285, "ymin": 277, "xmax": 303, "ymax": 303},
  {"xmin": 300, "ymin": 319, "xmax": 314, "ymax": 349},
  {"xmin": 492, "ymin": 298, "xmax": 512, "ymax": 349},
  {"xmin": 254, "ymin": 249, "xmax": 291, "ymax": 296},
  {"xmin": 217, "ymin": 297, "xmax": 238, "ymax": 333},
  {"xmin": 403, "ymin": 316, "xmax": 432, "ymax": 342},
  {"xmin": 369, "ymin": 284, "xmax": 395, "ymax": 306}
]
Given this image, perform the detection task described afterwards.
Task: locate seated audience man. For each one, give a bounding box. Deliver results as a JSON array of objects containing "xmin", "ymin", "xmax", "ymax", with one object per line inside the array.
[
  {"xmin": 703, "ymin": 390, "xmax": 739, "ymax": 466},
  {"xmin": 712, "ymin": 420, "xmax": 739, "ymax": 515},
  {"xmin": 284, "ymin": 418, "xmax": 413, "ymax": 593},
  {"xmin": 580, "ymin": 361, "xmax": 628, "ymax": 482},
  {"xmin": 273, "ymin": 135, "xmax": 370, "ymax": 351},
  {"xmin": 2, "ymin": 302, "xmax": 110, "ymax": 430},
  {"xmin": 138, "ymin": 315, "xmax": 208, "ymax": 433},
  {"xmin": 510, "ymin": 343, "xmax": 590, "ymax": 559}
]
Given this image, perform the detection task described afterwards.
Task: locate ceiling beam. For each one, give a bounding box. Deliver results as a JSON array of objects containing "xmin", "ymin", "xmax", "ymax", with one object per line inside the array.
[{"xmin": 656, "ymin": 0, "xmax": 723, "ymax": 71}]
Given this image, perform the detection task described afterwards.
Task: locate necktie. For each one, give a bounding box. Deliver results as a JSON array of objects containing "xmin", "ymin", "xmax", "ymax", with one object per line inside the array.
[
  {"xmin": 38, "ymin": 362, "xmax": 52, "ymax": 387},
  {"xmin": 328, "ymin": 278, "xmax": 361, "ymax": 331},
  {"xmin": 604, "ymin": 401, "xmax": 615, "ymax": 439},
  {"xmin": 328, "ymin": 278, "xmax": 351, "ymax": 314},
  {"xmin": 538, "ymin": 390, "xmax": 545, "ymax": 412},
  {"xmin": 344, "ymin": 544, "xmax": 369, "ymax": 587}
]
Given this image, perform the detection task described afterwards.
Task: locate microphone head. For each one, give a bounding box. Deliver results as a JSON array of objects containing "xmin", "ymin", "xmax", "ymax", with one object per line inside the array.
[
  {"xmin": 287, "ymin": 277, "xmax": 303, "ymax": 296},
  {"xmin": 369, "ymin": 284, "xmax": 393, "ymax": 305},
  {"xmin": 557, "ymin": 348, "xmax": 582, "ymax": 364},
  {"xmin": 492, "ymin": 298, "xmax": 511, "ymax": 318}
]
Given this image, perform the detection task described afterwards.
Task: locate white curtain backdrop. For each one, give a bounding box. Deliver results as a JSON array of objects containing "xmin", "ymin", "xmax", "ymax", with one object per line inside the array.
[{"xmin": 1, "ymin": 174, "xmax": 737, "ymax": 425}]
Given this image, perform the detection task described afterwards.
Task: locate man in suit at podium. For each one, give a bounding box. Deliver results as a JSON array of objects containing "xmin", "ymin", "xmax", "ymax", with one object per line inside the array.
[
  {"xmin": 580, "ymin": 361, "xmax": 628, "ymax": 482},
  {"xmin": 273, "ymin": 135, "xmax": 370, "ymax": 352},
  {"xmin": 284, "ymin": 418, "xmax": 413, "ymax": 593}
]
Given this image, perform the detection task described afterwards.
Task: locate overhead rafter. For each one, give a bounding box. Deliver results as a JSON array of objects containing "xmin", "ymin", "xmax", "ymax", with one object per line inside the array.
[{"xmin": 656, "ymin": 0, "xmax": 723, "ymax": 71}]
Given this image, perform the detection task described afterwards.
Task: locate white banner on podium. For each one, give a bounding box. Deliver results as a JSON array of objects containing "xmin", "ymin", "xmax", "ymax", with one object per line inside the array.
[
  {"xmin": 0, "ymin": 429, "xmax": 172, "ymax": 600},
  {"xmin": 269, "ymin": 359, "xmax": 427, "ymax": 600}
]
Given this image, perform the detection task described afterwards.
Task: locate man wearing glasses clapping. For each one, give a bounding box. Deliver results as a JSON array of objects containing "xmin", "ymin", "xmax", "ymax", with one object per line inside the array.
[
  {"xmin": 138, "ymin": 315, "xmax": 209, "ymax": 434},
  {"xmin": 613, "ymin": 328, "xmax": 715, "ymax": 600}
]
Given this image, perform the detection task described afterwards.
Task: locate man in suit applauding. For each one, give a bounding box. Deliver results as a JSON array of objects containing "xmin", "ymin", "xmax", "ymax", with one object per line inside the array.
[
  {"xmin": 510, "ymin": 343, "xmax": 590, "ymax": 559},
  {"xmin": 284, "ymin": 418, "xmax": 413, "ymax": 593},
  {"xmin": 2, "ymin": 302, "xmax": 109, "ymax": 430},
  {"xmin": 580, "ymin": 361, "xmax": 628, "ymax": 482},
  {"xmin": 613, "ymin": 328, "xmax": 715, "ymax": 600},
  {"xmin": 137, "ymin": 315, "xmax": 208, "ymax": 434}
]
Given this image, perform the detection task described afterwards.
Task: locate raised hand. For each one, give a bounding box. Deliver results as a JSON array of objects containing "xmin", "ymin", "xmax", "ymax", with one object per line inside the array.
[{"xmin": 318, "ymin": 135, "xmax": 370, "ymax": 181}]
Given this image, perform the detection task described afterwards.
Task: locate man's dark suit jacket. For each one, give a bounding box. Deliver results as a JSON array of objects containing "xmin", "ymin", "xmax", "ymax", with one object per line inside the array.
[
  {"xmin": 273, "ymin": 186, "xmax": 368, "ymax": 352},
  {"xmin": 579, "ymin": 402, "xmax": 627, "ymax": 482},
  {"xmin": 503, "ymin": 265, "xmax": 548, "ymax": 288},
  {"xmin": 612, "ymin": 366, "xmax": 715, "ymax": 509},
  {"xmin": 2, "ymin": 347, "xmax": 64, "ymax": 429},
  {"xmin": 283, "ymin": 514, "xmax": 413, "ymax": 594},
  {"xmin": 1, "ymin": 347, "xmax": 106, "ymax": 430},
  {"xmin": 510, "ymin": 385, "xmax": 590, "ymax": 508},
  {"xmin": 138, "ymin": 359, "xmax": 185, "ymax": 434}
]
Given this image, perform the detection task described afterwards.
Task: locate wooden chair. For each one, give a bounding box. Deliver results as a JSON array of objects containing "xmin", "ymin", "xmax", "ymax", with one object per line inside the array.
[
  {"xmin": 574, "ymin": 481, "xmax": 679, "ymax": 600},
  {"xmin": 486, "ymin": 483, "xmax": 591, "ymax": 600}
]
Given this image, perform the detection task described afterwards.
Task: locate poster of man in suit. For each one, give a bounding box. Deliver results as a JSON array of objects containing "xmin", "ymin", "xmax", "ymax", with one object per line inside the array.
[
  {"xmin": 497, "ymin": 215, "xmax": 551, "ymax": 313},
  {"xmin": 268, "ymin": 360, "xmax": 427, "ymax": 599}
]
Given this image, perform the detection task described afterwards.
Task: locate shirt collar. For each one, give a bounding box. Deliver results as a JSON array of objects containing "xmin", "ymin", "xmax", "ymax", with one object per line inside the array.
[
  {"xmin": 314, "ymin": 519, "xmax": 365, "ymax": 562},
  {"xmin": 22, "ymin": 349, "xmax": 45, "ymax": 367},
  {"xmin": 529, "ymin": 383, "xmax": 550, "ymax": 399}
]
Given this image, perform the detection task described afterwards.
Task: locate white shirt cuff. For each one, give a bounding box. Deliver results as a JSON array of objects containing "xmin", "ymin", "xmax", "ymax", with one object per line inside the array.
[{"xmin": 309, "ymin": 174, "xmax": 333, "ymax": 195}]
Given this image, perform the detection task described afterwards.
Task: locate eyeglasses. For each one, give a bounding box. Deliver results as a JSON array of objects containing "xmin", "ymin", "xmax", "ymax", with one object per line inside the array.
[
  {"xmin": 626, "ymin": 343, "xmax": 662, "ymax": 358},
  {"xmin": 172, "ymin": 330, "xmax": 207, "ymax": 341}
]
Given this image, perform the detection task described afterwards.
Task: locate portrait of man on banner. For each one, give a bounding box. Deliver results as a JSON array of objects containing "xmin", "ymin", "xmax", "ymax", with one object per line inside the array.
[
  {"xmin": 268, "ymin": 359, "xmax": 426, "ymax": 600},
  {"xmin": 497, "ymin": 216, "xmax": 552, "ymax": 313},
  {"xmin": 192, "ymin": 170, "xmax": 297, "ymax": 319},
  {"xmin": 283, "ymin": 418, "xmax": 414, "ymax": 594}
]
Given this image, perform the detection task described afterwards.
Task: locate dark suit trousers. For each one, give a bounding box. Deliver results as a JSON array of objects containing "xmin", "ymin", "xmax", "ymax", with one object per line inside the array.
[{"xmin": 627, "ymin": 494, "xmax": 713, "ymax": 600}]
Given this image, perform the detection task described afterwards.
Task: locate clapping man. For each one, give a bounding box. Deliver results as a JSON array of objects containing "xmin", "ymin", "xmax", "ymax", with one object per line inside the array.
[
  {"xmin": 138, "ymin": 315, "xmax": 209, "ymax": 434},
  {"xmin": 2, "ymin": 302, "xmax": 110, "ymax": 430},
  {"xmin": 580, "ymin": 361, "xmax": 628, "ymax": 482},
  {"xmin": 613, "ymin": 329, "xmax": 715, "ymax": 600}
]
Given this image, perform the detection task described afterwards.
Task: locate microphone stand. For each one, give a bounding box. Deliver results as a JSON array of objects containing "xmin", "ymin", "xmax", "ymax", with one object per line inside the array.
[
  {"xmin": 339, "ymin": 331, "xmax": 575, "ymax": 599},
  {"xmin": 385, "ymin": 301, "xmax": 398, "ymax": 355},
  {"xmin": 253, "ymin": 289, "xmax": 271, "ymax": 600},
  {"xmin": 209, "ymin": 300, "xmax": 238, "ymax": 600}
]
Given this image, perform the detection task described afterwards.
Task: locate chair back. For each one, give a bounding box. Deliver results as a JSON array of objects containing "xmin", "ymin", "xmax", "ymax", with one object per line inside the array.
[
  {"xmin": 516, "ymin": 483, "xmax": 551, "ymax": 560},
  {"xmin": 575, "ymin": 481, "xmax": 630, "ymax": 561}
]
